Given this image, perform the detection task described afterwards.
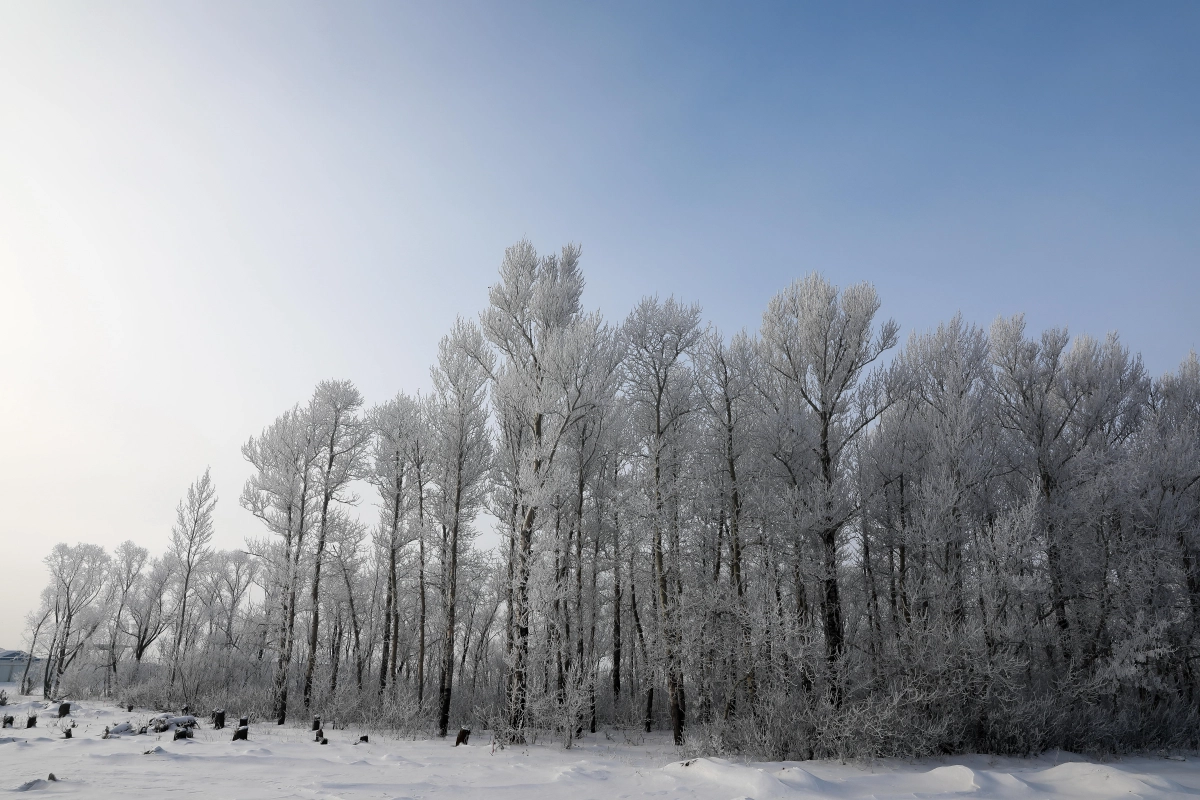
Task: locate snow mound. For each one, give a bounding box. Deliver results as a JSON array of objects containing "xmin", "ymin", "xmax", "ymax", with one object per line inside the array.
[
  {"xmin": 970, "ymin": 769, "xmax": 1031, "ymax": 793},
  {"xmin": 666, "ymin": 757, "xmax": 826, "ymax": 798},
  {"xmin": 554, "ymin": 762, "xmax": 611, "ymax": 782},
  {"xmin": 13, "ymin": 778, "xmax": 62, "ymax": 792},
  {"xmin": 1029, "ymin": 762, "xmax": 1196, "ymax": 797},
  {"xmin": 912, "ymin": 764, "xmax": 1033, "ymax": 794},
  {"xmin": 924, "ymin": 764, "xmax": 979, "ymax": 790},
  {"xmin": 378, "ymin": 752, "xmax": 417, "ymax": 765},
  {"xmin": 772, "ymin": 764, "xmax": 829, "ymax": 793}
]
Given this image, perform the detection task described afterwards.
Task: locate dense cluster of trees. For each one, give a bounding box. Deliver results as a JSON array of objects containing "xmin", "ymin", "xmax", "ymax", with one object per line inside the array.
[{"xmin": 23, "ymin": 241, "xmax": 1200, "ymax": 757}]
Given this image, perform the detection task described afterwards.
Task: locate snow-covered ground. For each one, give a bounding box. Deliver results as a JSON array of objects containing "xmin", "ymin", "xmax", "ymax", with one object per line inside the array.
[{"xmin": 2, "ymin": 683, "xmax": 1199, "ymax": 798}]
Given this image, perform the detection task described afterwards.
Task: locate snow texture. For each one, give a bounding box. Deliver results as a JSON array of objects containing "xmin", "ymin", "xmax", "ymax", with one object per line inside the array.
[{"xmin": 1, "ymin": 687, "xmax": 1198, "ymax": 799}]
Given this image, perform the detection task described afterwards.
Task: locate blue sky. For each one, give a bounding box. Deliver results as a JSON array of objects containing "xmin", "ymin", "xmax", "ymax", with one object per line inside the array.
[{"xmin": 1, "ymin": 1, "xmax": 1197, "ymax": 644}]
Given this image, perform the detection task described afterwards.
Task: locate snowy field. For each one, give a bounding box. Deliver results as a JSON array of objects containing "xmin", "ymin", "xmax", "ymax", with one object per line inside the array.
[{"xmin": 2, "ymin": 685, "xmax": 1200, "ymax": 799}]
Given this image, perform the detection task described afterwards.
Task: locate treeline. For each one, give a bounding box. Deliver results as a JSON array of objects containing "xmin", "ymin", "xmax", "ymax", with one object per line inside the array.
[{"xmin": 23, "ymin": 241, "xmax": 1200, "ymax": 757}]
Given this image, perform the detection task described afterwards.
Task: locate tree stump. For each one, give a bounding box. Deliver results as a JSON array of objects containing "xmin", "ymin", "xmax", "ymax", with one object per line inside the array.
[
  {"xmin": 238, "ymin": 716, "xmax": 249, "ymax": 729},
  {"xmin": 213, "ymin": 709, "xmax": 226, "ymax": 729},
  {"xmin": 2, "ymin": 715, "xmax": 13, "ymax": 728},
  {"xmin": 455, "ymin": 728, "xmax": 471, "ymax": 746},
  {"xmin": 173, "ymin": 727, "xmax": 192, "ymax": 741},
  {"xmin": 232, "ymin": 726, "xmax": 248, "ymax": 741},
  {"xmin": 312, "ymin": 715, "xmax": 321, "ymax": 732},
  {"xmin": 26, "ymin": 714, "xmax": 37, "ymax": 728},
  {"xmin": 58, "ymin": 703, "xmax": 70, "ymax": 718},
  {"xmin": 63, "ymin": 728, "xmax": 72, "ymax": 739},
  {"xmin": 357, "ymin": 735, "xmax": 368, "ymax": 744}
]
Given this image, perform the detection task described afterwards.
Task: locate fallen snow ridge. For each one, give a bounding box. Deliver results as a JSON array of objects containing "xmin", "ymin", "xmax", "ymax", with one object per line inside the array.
[{"xmin": 1, "ymin": 691, "xmax": 1199, "ymax": 798}]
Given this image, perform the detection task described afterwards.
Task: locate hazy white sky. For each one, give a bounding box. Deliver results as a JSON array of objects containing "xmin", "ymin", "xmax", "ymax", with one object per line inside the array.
[{"xmin": 1, "ymin": 1, "xmax": 1197, "ymax": 647}]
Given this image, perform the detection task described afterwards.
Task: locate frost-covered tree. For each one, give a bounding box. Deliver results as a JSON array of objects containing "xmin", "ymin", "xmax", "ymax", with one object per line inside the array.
[
  {"xmin": 369, "ymin": 391, "xmax": 426, "ymax": 696},
  {"xmin": 242, "ymin": 405, "xmax": 322, "ymax": 723},
  {"xmin": 301, "ymin": 380, "xmax": 370, "ymax": 710},
  {"xmin": 168, "ymin": 468, "xmax": 216, "ymax": 689},
  {"xmin": 758, "ymin": 274, "xmax": 898, "ymax": 696},
  {"xmin": 25, "ymin": 244, "xmax": 1200, "ymax": 759},
  {"xmin": 122, "ymin": 555, "xmax": 173, "ymax": 669},
  {"xmin": 42, "ymin": 543, "xmax": 109, "ymax": 697},
  {"xmin": 429, "ymin": 320, "xmax": 493, "ymax": 736},
  {"xmin": 623, "ymin": 295, "xmax": 704, "ymax": 744},
  {"xmin": 476, "ymin": 240, "xmax": 605, "ymax": 736},
  {"xmin": 1148, "ymin": 352, "xmax": 1200, "ymax": 628},
  {"xmin": 102, "ymin": 540, "xmax": 149, "ymax": 694},
  {"xmin": 990, "ymin": 316, "xmax": 1148, "ymax": 657}
]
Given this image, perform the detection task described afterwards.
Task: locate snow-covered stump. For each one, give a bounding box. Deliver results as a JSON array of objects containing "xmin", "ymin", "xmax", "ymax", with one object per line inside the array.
[
  {"xmin": 232, "ymin": 726, "xmax": 248, "ymax": 741},
  {"xmin": 2, "ymin": 715, "xmax": 13, "ymax": 728},
  {"xmin": 26, "ymin": 713, "xmax": 37, "ymax": 728},
  {"xmin": 173, "ymin": 727, "xmax": 193, "ymax": 741},
  {"xmin": 58, "ymin": 702, "xmax": 70, "ymax": 718},
  {"xmin": 311, "ymin": 715, "xmax": 321, "ymax": 732},
  {"xmin": 454, "ymin": 728, "xmax": 470, "ymax": 746},
  {"xmin": 213, "ymin": 709, "xmax": 225, "ymax": 729}
]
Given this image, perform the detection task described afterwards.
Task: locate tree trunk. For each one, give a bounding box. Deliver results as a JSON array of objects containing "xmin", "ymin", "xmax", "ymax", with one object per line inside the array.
[
  {"xmin": 611, "ymin": 505, "xmax": 622, "ymax": 701},
  {"xmin": 437, "ymin": 505, "xmax": 463, "ymax": 737}
]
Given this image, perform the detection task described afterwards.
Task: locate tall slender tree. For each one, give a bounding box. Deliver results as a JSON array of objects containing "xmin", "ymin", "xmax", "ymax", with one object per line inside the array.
[
  {"xmin": 302, "ymin": 380, "xmax": 370, "ymax": 710},
  {"xmin": 242, "ymin": 405, "xmax": 322, "ymax": 724},
  {"xmin": 431, "ymin": 320, "xmax": 494, "ymax": 737},
  {"xmin": 169, "ymin": 468, "xmax": 217, "ymax": 690},
  {"xmin": 758, "ymin": 274, "xmax": 898, "ymax": 698},
  {"xmin": 623, "ymin": 295, "xmax": 704, "ymax": 745}
]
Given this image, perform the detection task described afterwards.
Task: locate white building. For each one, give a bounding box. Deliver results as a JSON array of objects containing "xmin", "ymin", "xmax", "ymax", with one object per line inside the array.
[{"xmin": 0, "ymin": 649, "xmax": 38, "ymax": 683}]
